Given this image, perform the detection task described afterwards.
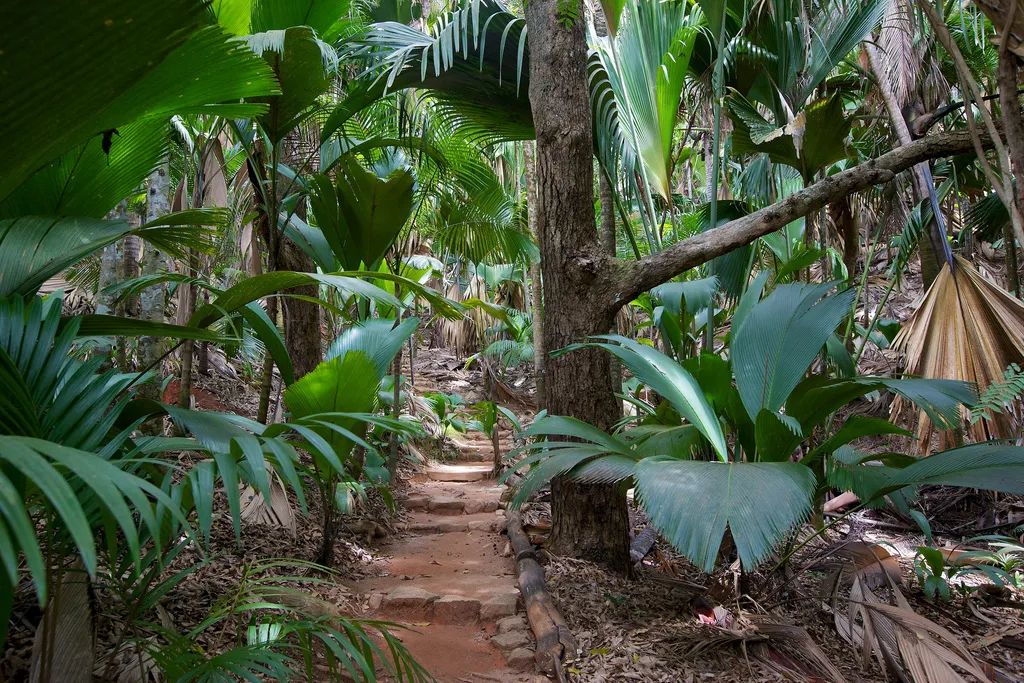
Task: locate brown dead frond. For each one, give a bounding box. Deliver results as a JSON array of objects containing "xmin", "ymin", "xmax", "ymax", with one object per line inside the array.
[
  {"xmin": 436, "ymin": 276, "xmax": 487, "ymax": 358},
  {"xmin": 239, "ymin": 471, "xmax": 296, "ymax": 537},
  {"xmin": 891, "ymin": 256, "xmax": 1024, "ymax": 450},
  {"xmin": 673, "ymin": 610, "xmax": 848, "ymax": 682},
  {"xmin": 829, "ymin": 571, "xmax": 996, "ymax": 682},
  {"xmin": 808, "ymin": 540, "xmax": 904, "ymax": 589}
]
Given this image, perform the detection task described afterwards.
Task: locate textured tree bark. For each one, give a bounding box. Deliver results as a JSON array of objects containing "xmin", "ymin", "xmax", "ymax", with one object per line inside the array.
[
  {"xmin": 278, "ymin": 238, "xmax": 321, "ymax": 378},
  {"xmin": 138, "ymin": 161, "xmax": 172, "ymax": 415},
  {"xmin": 523, "ymin": 142, "xmax": 546, "ymax": 406},
  {"xmin": 526, "ymin": 0, "xmax": 632, "ymax": 572},
  {"xmin": 278, "ymin": 137, "xmax": 322, "ymax": 380},
  {"xmin": 999, "ymin": 47, "xmax": 1024, "ymax": 295},
  {"xmin": 120, "ymin": 233, "xmax": 141, "ymax": 318},
  {"xmin": 829, "ymin": 196, "xmax": 859, "ymax": 281},
  {"xmin": 96, "ymin": 202, "xmax": 127, "ymax": 318}
]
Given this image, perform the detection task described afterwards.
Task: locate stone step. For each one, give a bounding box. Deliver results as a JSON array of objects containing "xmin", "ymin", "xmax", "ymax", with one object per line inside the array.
[
  {"xmin": 376, "ymin": 586, "xmax": 521, "ymax": 624},
  {"xmin": 403, "ymin": 511, "xmax": 505, "ymax": 535},
  {"xmin": 425, "ymin": 463, "xmax": 493, "ymax": 482},
  {"xmin": 405, "ymin": 494, "xmax": 501, "ymax": 515}
]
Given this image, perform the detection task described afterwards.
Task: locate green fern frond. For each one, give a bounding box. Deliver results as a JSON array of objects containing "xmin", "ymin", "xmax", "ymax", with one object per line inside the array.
[{"xmin": 971, "ymin": 364, "xmax": 1024, "ymax": 424}]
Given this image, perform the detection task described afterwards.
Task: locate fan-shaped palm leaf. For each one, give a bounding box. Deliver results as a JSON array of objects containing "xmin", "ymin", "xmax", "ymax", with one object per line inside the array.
[
  {"xmin": 891, "ymin": 256, "xmax": 1024, "ymax": 448},
  {"xmin": 635, "ymin": 459, "xmax": 816, "ymax": 570}
]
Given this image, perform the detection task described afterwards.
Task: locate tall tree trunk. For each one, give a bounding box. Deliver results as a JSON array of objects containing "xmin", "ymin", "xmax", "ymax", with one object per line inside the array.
[
  {"xmin": 96, "ymin": 202, "xmax": 127, "ymax": 369},
  {"xmin": 257, "ymin": 296, "xmax": 279, "ymax": 424},
  {"xmin": 278, "ymin": 136, "xmax": 322, "ymax": 379},
  {"xmin": 999, "ymin": 47, "xmax": 1024, "ymax": 295},
  {"xmin": 526, "ymin": 0, "xmax": 631, "ymax": 572},
  {"xmin": 866, "ymin": 43, "xmax": 945, "ymax": 288},
  {"xmin": 523, "ymin": 142, "xmax": 546, "ymax": 406},
  {"xmin": 138, "ymin": 161, "xmax": 172, "ymax": 414},
  {"xmin": 599, "ymin": 169, "xmax": 623, "ymax": 393},
  {"xmin": 96, "ymin": 203, "xmax": 126, "ymax": 317},
  {"xmin": 121, "ymin": 233, "xmax": 141, "ymax": 318},
  {"xmin": 830, "ymin": 195, "xmax": 859, "ymax": 281}
]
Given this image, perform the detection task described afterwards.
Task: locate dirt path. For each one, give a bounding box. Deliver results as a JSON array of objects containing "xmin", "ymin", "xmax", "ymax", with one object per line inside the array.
[{"xmin": 357, "ymin": 427, "xmax": 544, "ymax": 683}]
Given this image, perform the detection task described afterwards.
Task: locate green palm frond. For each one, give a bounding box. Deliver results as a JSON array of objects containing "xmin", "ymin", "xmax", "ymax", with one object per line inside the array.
[
  {"xmin": 1, "ymin": 1, "xmax": 278, "ymax": 200},
  {"xmin": 592, "ymin": 0, "xmax": 702, "ymax": 200},
  {"xmin": 732, "ymin": 282, "xmax": 855, "ymax": 421},
  {"xmin": 0, "ymin": 118, "xmax": 168, "ymax": 220},
  {"xmin": 0, "ymin": 215, "xmax": 217, "ymax": 297},
  {"xmin": 324, "ymin": 0, "xmax": 532, "ymax": 144},
  {"xmin": 565, "ymin": 335, "xmax": 729, "ymax": 460},
  {"xmin": 635, "ymin": 459, "xmax": 816, "ymax": 570}
]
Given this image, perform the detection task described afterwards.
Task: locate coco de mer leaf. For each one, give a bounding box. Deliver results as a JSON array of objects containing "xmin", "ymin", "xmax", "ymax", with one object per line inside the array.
[{"xmin": 634, "ymin": 459, "xmax": 816, "ymax": 571}]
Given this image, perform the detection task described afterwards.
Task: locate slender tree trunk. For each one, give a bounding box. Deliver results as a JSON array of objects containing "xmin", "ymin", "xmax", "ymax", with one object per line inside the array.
[
  {"xmin": 96, "ymin": 202, "xmax": 128, "ymax": 370},
  {"xmin": 177, "ymin": 157, "xmax": 205, "ymax": 411},
  {"xmin": 97, "ymin": 203, "xmax": 126, "ymax": 317},
  {"xmin": 278, "ymin": 137, "xmax": 322, "ymax": 379},
  {"xmin": 600, "ymin": 168, "xmax": 623, "ymax": 393},
  {"xmin": 830, "ymin": 196, "xmax": 859, "ymax": 281},
  {"xmin": 526, "ymin": 0, "xmax": 631, "ymax": 572},
  {"xmin": 138, "ymin": 162, "xmax": 172, "ymax": 420},
  {"xmin": 999, "ymin": 48, "xmax": 1024, "ymax": 295},
  {"xmin": 177, "ymin": 256, "xmax": 196, "ymax": 411},
  {"xmin": 121, "ymin": 234, "xmax": 141, "ymax": 316},
  {"xmin": 389, "ymin": 275, "xmax": 403, "ymax": 476},
  {"xmin": 523, "ymin": 142, "xmax": 546, "ymax": 406},
  {"xmin": 257, "ymin": 296, "xmax": 279, "ymax": 424},
  {"xmin": 866, "ymin": 43, "xmax": 945, "ymax": 288}
]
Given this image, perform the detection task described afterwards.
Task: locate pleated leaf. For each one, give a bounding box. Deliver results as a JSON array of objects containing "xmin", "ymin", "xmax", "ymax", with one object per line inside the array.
[
  {"xmin": 1, "ymin": 1, "xmax": 277, "ymax": 199},
  {"xmin": 732, "ymin": 282, "xmax": 855, "ymax": 421},
  {"xmin": 326, "ymin": 317, "xmax": 419, "ymax": 375},
  {"xmin": 634, "ymin": 459, "xmax": 816, "ymax": 571},
  {"xmin": 580, "ymin": 335, "xmax": 729, "ymax": 460}
]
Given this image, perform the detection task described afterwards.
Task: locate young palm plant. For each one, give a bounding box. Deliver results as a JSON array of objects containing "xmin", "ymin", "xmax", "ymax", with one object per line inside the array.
[
  {"xmin": 0, "ymin": 294, "xmax": 421, "ymax": 679},
  {"xmin": 505, "ymin": 281, "xmax": 1024, "ymax": 571}
]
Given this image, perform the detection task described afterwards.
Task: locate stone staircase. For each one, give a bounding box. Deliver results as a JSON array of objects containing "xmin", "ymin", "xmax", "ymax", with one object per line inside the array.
[{"xmin": 357, "ymin": 441, "xmax": 541, "ymax": 681}]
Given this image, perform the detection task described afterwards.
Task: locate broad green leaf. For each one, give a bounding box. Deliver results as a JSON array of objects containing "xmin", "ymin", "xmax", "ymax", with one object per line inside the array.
[
  {"xmin": 894, "ymin": 444, "xmax": 1024, "ymax": 494},
  {"xmin": 249, "ymin": 26, "xmax": 333, "ymax": 143},
  {"xmin": 732, "ymin": 282, "xmax": 855, "ymax": 421},
  {"xmin": 285, "ymin": 352, "xmax": 380, "ymax": 457},
  {"xmin": 635, "ymin": 459, "xmax": 816, "ymax": 571},
  {"xmin": 74, "ymin": 316, "xmax": 225, "ymax": 343},
  {"xmin": 191, "ymin": 271, "xmax": 400, "ymax": 327},
  {"xmin": 309, "ymin": 160, "xmax": 415, "ymax": 271},
  {"xmin": 252, "ymin": 0, "xmax": 353, "ymax": 40},
  {"xmin": 326, "ymin": 317, "xmax": 419, "ymax": 376},
  {"xmin": 580, "ymin": 336, "xmax": 729, "ymax": 460},
  {"xmin": 1, "ymin": 3, "xmax": 278, "ymax": 199},
  {"xmin": 0, "ymin": 216, "xmax": 215, "ymax": 297},
  {"xmin": 0, "ymin": 118, "xmax": 168, "ymax": 220}
]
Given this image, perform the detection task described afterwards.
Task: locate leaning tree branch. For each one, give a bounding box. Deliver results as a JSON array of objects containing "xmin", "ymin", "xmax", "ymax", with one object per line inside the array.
[{"xmin": 615, "ymin": 128, "xmax": 995, "ymax": 306}]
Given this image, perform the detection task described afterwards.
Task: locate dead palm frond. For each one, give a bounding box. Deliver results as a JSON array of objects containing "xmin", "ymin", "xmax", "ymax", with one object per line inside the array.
[
  {"xmin": 891, "ymin": 255, "xmax": 1024, "ymax": 449},
  {"xmin": 671, "ymin": 610, "xmax": 848, "ymax": 682},
  {"xmin": 829, "ymin": 573, "xmax": 996, "ymax": 682},
  {"xmin": 877, "ymin": 0, "xmax": 920, "ymax": 109},
  {"xmin": 436, "ymin": 275, "xmax": 487, "ymax": 358}
]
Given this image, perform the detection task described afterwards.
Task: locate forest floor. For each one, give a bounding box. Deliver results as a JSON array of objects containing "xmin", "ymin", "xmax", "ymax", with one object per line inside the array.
[
  {"xmin": 142, "ymin": 340, "xmax": 1024, "ymax": 682},
  {"xmin": 6, "ymin": 296, "xmax": 1023, "ymax": 681}
]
